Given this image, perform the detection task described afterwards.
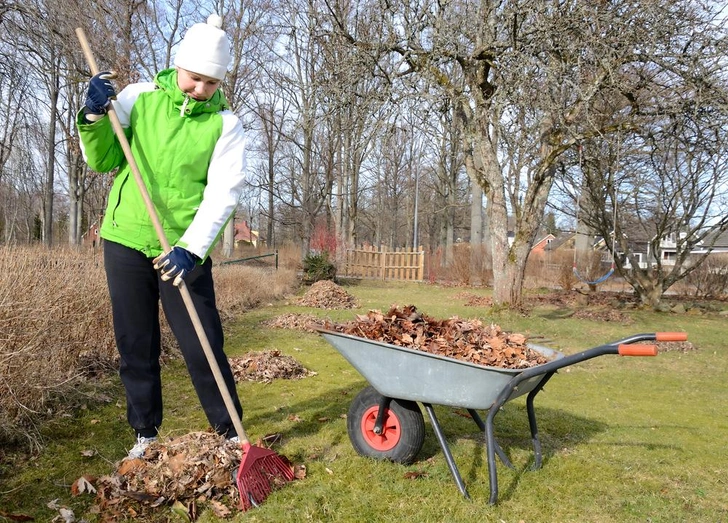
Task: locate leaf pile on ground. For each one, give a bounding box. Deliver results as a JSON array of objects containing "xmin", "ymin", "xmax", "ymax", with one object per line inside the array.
[
  {"xmin": 261, "ymin": 313, "xmax": 323, "ymax": 332},
  {"xmin": 88, "ymin": 432, "xmax": 246, "ymax": 520},
  {"xmin": 453, "ymin": 292, "xmax": 493, "ymax": 307},
  {"xmin": 298, "ymin": 280, "xmax": 359, "ymax": 309},
  {"xmin": 572, "ymin": 308, "xmax": 633, "ymax": 323},
  {"xmin": 657, "ymin": 341, "xmax": 697, "ymax": 352},
  {"xmin": 322, "ymin": 305, "xmax": 550, "ymax": 369},
  {"xmin": 526, "ymin": 290, "xmax": 639, "ymax": 308},
  {"xmin": 230, "ymin": 351, "xmax": 317, "ymax": 383}
]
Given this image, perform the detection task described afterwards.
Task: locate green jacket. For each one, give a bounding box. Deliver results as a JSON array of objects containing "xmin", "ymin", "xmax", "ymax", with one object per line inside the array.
[{"xmin": 77, "ymin": 68, "xmax": 247, "ymax": 259}]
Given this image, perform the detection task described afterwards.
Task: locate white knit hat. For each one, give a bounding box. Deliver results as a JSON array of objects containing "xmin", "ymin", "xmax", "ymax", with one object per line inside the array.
[{"xmin": 174, "ymin": 14, "xmax": 231, "ymax": 80}]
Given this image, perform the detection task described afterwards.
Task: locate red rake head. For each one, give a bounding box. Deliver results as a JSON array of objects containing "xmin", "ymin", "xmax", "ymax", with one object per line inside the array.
[{"xmin": 236, "ymin": 443, "xmax": 295, "ymax": 510}]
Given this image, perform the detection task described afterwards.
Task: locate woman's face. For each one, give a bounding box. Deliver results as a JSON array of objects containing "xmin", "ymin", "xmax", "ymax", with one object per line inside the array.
[{"xmin": 177, "ymin": 68, "xmax": 221, "ymax": 101}]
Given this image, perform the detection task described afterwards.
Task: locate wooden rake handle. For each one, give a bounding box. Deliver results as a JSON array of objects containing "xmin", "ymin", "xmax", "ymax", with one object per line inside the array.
[{"xmin": 75, "ymin": 28, "xmax": 248, "ymax": 444}]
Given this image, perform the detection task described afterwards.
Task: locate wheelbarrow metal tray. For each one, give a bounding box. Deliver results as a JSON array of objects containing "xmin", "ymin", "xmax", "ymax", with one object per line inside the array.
[{"xmin": 318, "ymin": 329, "xmax": 564, "ymax": 410}]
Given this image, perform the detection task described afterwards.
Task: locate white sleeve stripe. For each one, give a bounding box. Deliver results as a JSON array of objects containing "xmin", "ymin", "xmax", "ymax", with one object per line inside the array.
[{"xmin": 179, "ymin": 111, "xmax": 247, "ymax": 258}]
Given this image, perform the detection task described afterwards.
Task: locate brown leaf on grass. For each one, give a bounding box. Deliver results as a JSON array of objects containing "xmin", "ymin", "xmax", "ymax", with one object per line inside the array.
[
  {"xmin": 71, "ymin": 475, "xmax": 97, "ymax": 496},
  {"xmin": 403, "ymin": 471, "xmax": 428, "ymax": 479},
  {"xmin": 293, "ymin": 464, "xmax": 307, "ymax": 480},
  {"xmin": 208, "ymin": 499, "xmax": 231, "ymax": 519}
]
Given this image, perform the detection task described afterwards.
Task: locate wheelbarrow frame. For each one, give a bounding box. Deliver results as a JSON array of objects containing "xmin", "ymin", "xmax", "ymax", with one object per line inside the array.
[{"xmin": 317, "ymin": 329, "xmax": 687, "ymax": 504}]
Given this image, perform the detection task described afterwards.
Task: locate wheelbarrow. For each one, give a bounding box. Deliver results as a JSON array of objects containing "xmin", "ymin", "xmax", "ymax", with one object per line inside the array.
[{"xmin": 316, "ymin": 328, "xmax": 688, "ymax": 504}]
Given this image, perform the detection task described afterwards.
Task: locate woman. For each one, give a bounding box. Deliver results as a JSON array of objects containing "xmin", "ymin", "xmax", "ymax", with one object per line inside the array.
[{"xmin": 77, "ymin": 14, "xmax": 245, "ymax": 459}]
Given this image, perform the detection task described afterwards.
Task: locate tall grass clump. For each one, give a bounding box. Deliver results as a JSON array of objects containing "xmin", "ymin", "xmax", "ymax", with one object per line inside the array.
[
  {"xmin": 213, "ymin": 263, "xmax": 299, "ymax": 320},
  {"xmin": 0, "ymin": 245, "xmax": 115, "ymax": 450}
]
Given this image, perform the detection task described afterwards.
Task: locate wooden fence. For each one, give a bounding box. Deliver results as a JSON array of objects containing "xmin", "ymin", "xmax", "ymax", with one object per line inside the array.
[{"xmin": 343, "ymin": 245, "xmax": 425, "ymax": 282}]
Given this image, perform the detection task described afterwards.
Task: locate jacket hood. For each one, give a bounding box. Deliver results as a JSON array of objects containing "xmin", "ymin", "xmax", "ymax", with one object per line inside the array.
[{"xmin": 154, "ymin": 68, "xmax": 228, "ymax": 115}]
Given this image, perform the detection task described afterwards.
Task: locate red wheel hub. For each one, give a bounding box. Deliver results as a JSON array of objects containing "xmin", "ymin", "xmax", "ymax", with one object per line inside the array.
[{"xmin": 361, "ymin": 406, "xmax": 401, "ymax": 451}]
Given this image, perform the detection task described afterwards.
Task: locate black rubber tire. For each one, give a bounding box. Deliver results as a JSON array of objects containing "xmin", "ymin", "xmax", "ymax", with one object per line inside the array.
[{"xmin": 347, "ymin": 386, "xmax": 425, "ymax": 465}]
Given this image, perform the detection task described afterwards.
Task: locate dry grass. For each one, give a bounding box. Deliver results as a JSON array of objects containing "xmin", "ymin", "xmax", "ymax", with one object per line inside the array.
[
  {"xmin": 0, "ymin": 245, "xmax": 115, "ymax": 449},
  {"xmin": 0, "ymin": 245, "xmax": 299, "ymax": 451},
  {"xmin": 213, "ymin": 263, "xmax": 298, "ymax": 321}
]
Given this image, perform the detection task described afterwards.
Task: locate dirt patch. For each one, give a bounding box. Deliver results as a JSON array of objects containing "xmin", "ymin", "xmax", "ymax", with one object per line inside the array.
[
  {"xmin": 298, "ymin": 280, "xmax": 359, "ymax": 309},
  {"xmin": 230, "ymin": 350, "xmax": 317, "ymax": 383},
  {"xmin": 87, "ymin": 431, "xmax": 300, "ymax": 520},
  {"xmin": 322, "ymin": 305, "xmax": 549, "ymax": 369}
]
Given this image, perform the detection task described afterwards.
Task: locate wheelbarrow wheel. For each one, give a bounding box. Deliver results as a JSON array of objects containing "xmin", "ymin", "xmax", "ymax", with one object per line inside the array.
[{"xmin": 347, "ymin": 386, "xmax": 425, "ymax": 465}]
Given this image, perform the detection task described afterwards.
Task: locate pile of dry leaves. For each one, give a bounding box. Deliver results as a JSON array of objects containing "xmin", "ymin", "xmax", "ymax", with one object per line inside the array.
[
  {"xmin": 323, "ymin": 305, "xmax": 550, "ymax": 369},
  {"xmin": 72, "ymin": 352, "xmax": 314, "ymax": 520},
  {"xmin": 453, "ymin": 292, "xmax": 493, "ymax": 307},
  {"xmin": 261, "ymin": 312, "xmax": 322, "ymax": 332},
  {"xmin": 657, "ymin": 341, "xmax": 697, "ymax": 352},
  {"xmin": 80, "ymin": 432, "xmax": 303, "ymax": 521},
  {"xmin": 85, "ymin": 433, "xmax": 244, "ymax": 520},
  {"xmin": 298, "ymin": 280, "xmax": 359, "ymax": 309},
  {"xmin": 230, "ymin": 350, "xmax": 317, "ymax": 383},
  {"xmin": 572, "ymin": 308, "xmax": 633, "ymax": 323}
]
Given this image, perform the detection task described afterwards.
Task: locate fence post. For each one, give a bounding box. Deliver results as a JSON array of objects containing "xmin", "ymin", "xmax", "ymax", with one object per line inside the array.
[
  {"xmin": 380, "ymin": 244, "xmax": 387, "ymax": 280},
  {"xmin": 418, "ymin": 245, "xmax": 424, "ymax": 281}
]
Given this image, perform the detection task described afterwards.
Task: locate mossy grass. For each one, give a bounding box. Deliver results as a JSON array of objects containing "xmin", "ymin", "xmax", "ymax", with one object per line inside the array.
[{"xmin": 2, "ymin": 280, "xmax": 727, "ymax": 522}]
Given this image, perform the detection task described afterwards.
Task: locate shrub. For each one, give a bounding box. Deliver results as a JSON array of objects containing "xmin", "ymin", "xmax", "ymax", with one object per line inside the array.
[
  {"xmin": 302, "ymin": 251, "xmax": 337, "ymax": 283},
  {"xmin": 214, "ymin": 264, "xmax": 298, "ymax": 320},
  {"xmin": 0, "ymin": 245, "xmax": 116, "ymax": 450},
  {"xmin": 436, "ymin": 243, "xmax": 492, "ymax": 286},
  {"xmin": 683, "ymin": 254, "xmax": 728, "ymax": 298}
]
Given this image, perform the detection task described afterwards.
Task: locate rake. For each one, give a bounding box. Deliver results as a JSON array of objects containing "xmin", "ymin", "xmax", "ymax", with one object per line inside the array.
[{"xmin": 76, "ymin": 28, "xmax": 294, "ymax": 510}]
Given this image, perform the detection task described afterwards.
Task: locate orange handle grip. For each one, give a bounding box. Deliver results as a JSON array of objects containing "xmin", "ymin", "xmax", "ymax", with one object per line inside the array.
[
  {"xmin": 618, "ymin": 344, "xmax": 658, "ymax": 356},
  {"xmin": 655, "ymin": 332, "xmax": 688, "ymax": 342}
]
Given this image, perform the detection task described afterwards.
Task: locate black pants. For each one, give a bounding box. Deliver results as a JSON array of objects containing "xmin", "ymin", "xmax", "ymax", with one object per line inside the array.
[{"xmin": 104, "ymin": 240, "xmax": 242, "ymax": 438}]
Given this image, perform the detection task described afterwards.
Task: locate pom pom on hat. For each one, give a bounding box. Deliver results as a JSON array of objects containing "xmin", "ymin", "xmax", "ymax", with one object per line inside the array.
[{"xmin": 174, "ymin": 14, "xmax": 231, "ymax": 80}]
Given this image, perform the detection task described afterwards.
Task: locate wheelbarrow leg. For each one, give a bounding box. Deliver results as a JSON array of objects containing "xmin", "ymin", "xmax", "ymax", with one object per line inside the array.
[
  {"xmin": 526, "ymin": 371, "xmax": 555, "ymax": 470},
  {"xmin": 373, "ymin": 396, "xmax": 392, "ymax": 434},
  {"xmin": 468, "ymin": 410, "xmax": 513, "ymax": 469},
  {"xmin": 423, "ymin": 403, "xmax": 470, "ymax": 499}
]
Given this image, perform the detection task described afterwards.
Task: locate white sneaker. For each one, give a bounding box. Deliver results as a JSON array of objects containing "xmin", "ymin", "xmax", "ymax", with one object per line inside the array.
[
  {"xmin": 227, "ymin": 436, "xmax": 240, "ymax": 444},
  {"xmin": 127, "ymin": 436, "xmax": 157, "ymax": 459}
]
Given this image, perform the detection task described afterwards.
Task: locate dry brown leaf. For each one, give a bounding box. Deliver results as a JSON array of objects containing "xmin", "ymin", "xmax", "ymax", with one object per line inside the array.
[
  {"xmin": 117, "ymin": 459, "xmax": 144, "ymax": 475},
  {"xmin": 71, "ymin": 475, "xmax": 97, "ymax": 496},
  {"xmin": 403, "ymin": 471, "xmax": 428, "ymax": 479},
  {"xmin": 208, "ymin": 499, "xmax": 231, "ymax": 519},
  {"xmin": 294, "ymin": 464, "xmax": 307, "ymax": 480}
]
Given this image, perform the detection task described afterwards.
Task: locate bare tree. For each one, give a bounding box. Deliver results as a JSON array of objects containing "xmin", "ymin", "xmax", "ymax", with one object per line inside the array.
[
  {"xmin": 551, "ymin": 4, "xmax": 728, "ymax": 308},
  {"xmin": 323, "ymin": 0, "xmax": 728, "ymax": 306}
]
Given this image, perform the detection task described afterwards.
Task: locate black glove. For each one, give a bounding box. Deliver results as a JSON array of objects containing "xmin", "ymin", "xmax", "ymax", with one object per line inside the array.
[
  {"xmin": 153, "ymin": 247, "xmax": 200, "ymax": 287},
  {"xmin": 85, "ymin": 71, "xmax": 117, "ymax": 115}
]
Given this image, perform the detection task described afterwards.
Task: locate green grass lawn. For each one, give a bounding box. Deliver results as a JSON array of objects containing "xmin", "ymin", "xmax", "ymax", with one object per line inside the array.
[{"xmin": 2, "ymin": 280, "xmax": 727, "ymax": 522}]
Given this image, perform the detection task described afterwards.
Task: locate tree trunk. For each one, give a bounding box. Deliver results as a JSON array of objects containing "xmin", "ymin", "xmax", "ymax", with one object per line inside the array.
[
  {"xmin": 43, "ymin": 60, "xmax": 59, "ymax": 247},
  {"xmin": 469, "ymin": 179, "xmax": 483, "ymax": 286}
]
